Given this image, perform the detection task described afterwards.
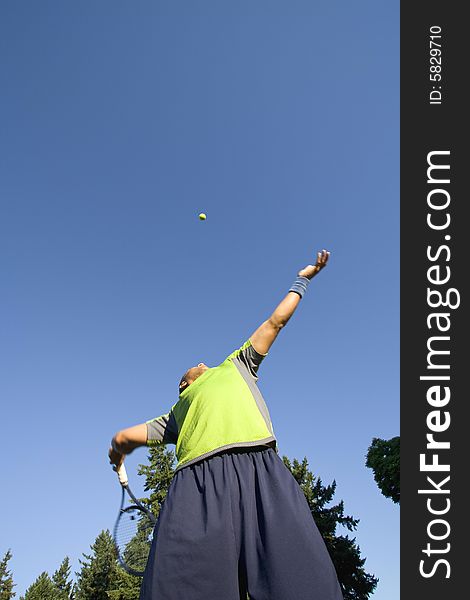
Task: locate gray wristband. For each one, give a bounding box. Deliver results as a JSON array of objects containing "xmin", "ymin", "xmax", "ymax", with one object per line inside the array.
[{"xmin": 289, "ymin": 276, "xmax": 310, "ymax": 298}]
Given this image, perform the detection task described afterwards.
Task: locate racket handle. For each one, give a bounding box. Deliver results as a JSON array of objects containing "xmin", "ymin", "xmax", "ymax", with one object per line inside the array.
[{"xmin": 117, "ymin": 462, "xmax": 128, "ymax": 486}]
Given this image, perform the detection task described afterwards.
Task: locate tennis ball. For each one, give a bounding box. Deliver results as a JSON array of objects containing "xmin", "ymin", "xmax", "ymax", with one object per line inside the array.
[{"xmin": 199, "ymin": 213, "xmax": 207, "ymax": 221}]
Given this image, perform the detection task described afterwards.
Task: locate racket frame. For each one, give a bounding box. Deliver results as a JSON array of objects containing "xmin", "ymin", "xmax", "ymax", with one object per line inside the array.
[{"xmin": 113, "ymin": 463, "xmax": 157, "ymax": 577}]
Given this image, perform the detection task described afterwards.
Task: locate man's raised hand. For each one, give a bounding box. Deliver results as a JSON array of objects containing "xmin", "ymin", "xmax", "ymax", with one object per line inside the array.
[{"xmin": 298, "ymin": 249, "xmax": 330, "ymax": 279}]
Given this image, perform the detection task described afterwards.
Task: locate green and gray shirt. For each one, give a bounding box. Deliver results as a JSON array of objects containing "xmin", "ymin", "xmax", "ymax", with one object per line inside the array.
[{"xmin": 146, "ymin": 339, "xmax": 277, "ymax": 471}]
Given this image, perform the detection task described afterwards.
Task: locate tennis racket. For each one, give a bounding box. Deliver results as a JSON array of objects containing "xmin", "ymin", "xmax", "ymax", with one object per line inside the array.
[{"xmin": 113, "ymin": 462, "xmax": 157, "ymax": 577}]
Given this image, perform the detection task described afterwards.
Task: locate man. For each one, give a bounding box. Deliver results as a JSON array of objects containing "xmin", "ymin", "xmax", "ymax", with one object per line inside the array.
[{"xmin": 109, "ymin": 249, "xmax": 343, "ymax": 600}]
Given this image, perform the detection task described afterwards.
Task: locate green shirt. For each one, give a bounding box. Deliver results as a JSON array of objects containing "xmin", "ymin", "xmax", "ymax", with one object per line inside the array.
[{"xmin": 146, "ymin": 339, "xmax": 277, "ymax": 470}]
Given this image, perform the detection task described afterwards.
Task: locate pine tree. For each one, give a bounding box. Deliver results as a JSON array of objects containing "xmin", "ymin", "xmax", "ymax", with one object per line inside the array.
[
  {"xmin": 366, "ymin": 436, "xmax": 400, "ymax": 504},
  {"xmin": 74, "ymin": 531, "xmax": 120, "ymax": 600},
  {"xmin": 283, "ymin": 456, "xmax": 378, "ymax": 600},
  {"xmin": 137, "ymin": 445, "xmax": 176, "ymax": 518},
  {"xmin": 21, "ymin": 572, "xmax": 57, "ymax": 600},
  {"xmin": 0, "ymin": 550, "xmax": 16, "ymax": 599},
  {"xmin": 106, "ymin": 569, "xmax": 141, "ymax": 600},
  {"xmin": 52, "ymin": 558, "xmax": 73, "ymax": 600}
]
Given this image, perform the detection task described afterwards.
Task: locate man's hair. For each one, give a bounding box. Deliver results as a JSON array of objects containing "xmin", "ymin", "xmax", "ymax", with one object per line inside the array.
[{"xmin": 179, "ymin": 375, "xmax": 188, "ymax": 394}]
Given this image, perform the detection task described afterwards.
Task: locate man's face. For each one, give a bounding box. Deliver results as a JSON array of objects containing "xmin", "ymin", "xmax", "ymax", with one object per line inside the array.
[{"xmin": 179, "ymin": 363, "xmax": 209, "ymax": 392}]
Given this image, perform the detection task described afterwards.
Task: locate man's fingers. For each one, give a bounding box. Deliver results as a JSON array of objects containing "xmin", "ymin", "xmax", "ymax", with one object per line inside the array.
[
  {"xmin": 316, "ymin": 251, "xmax": 324, "ymax": 268},
  {"xmin": 108, "ymin": 446, "xmax": 125, "ymax": 471},
  {"xmin": 316, "ymin": 249, "xmax": 330, "ymax": 268},
  {"xmin": 297, "ymin": 249, "xmax": 330, "ymax": 279}
]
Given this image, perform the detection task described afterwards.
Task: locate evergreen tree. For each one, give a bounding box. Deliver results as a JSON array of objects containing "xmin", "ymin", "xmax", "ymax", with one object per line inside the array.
[
  {"xmin": 366, "ymin": 436, "xmax": 400, "ymax": 504},
  {"xmin": 74, "ymin": 531, "xmax": 120, "ymax": 600},
  {"xmin": 52, "ymin": 558, "xmax": 73, "ymax": 600},
  {"xmin": 283, "ymin": 456, "xmax": 378, "ymax": 600},
  {"xmin": 0, "ymin": 550, "xmax": 16, "ymax": 599},
  {"xmin": 107, "ymin": 569, "xmax": 141, "ymax": 600},
  {"xmin": 137, "ymin": 445, "xmax": 176, "ymax": 518},
  {"xmin": 21, "ymin": 572, "xmax": 57, "ymax": 600}
]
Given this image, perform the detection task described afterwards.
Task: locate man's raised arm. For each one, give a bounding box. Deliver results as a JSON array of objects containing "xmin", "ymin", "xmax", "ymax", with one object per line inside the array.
[{"xmin": 250, "ymin": 249, "xmax": 330, "ymax": 356}]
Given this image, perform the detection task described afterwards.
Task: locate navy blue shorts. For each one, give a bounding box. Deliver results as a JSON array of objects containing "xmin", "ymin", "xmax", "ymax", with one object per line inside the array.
[{"xmin": 140, "ymin": 446, "xmax": 343, "ymax": 600}]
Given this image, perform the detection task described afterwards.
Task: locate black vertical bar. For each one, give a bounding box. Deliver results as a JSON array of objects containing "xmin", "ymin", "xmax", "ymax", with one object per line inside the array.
[{"xmin": 401, "ymin": 2, "xmax": 468, "ymax": 599}]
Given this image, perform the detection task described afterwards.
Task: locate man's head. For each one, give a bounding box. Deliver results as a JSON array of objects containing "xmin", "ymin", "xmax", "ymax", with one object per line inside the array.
[{"xmin": 179, "ymin": 363, "xmax": 209, "ymax": 394}]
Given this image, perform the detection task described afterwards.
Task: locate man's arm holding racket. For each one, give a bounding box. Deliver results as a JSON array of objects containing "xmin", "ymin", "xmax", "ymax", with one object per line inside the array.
[
  {"xmin": 249, "ymin": 249, "xmax": 330, "ymax": 356},
  {"xmin": 109, "ymin": 410, "xmax": 178, "ymax": 469},
  {"xmin": 108, "ymin": 423, "xmax": 148, "ymax": 470}
]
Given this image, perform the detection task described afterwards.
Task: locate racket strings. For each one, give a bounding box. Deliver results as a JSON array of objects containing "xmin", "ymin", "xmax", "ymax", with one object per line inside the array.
[{"xmin": 115, "ymin": 506, "xmax": 155, "ymax": 574}]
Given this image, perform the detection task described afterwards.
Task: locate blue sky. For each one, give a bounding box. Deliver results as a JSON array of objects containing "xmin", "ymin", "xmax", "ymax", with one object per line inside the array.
[{"xmin": 0, "ymin": 1, "xmax": 399, "ymax": 597}]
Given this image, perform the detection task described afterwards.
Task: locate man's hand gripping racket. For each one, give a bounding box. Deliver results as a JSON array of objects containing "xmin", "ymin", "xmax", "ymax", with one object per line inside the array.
[{"xmin": 113, "ymin": 462, "xmax": 157, "ymax": 577}]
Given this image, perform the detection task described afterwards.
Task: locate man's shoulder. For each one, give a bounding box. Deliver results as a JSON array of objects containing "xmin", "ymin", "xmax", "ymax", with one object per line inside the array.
[
  {"xmin": 223, "ymin": 339, "xmax": 255, "ymax": 362},
  {"xmin": 222, "ymin": 339, "xmax": 266, "ymax": 378}
]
